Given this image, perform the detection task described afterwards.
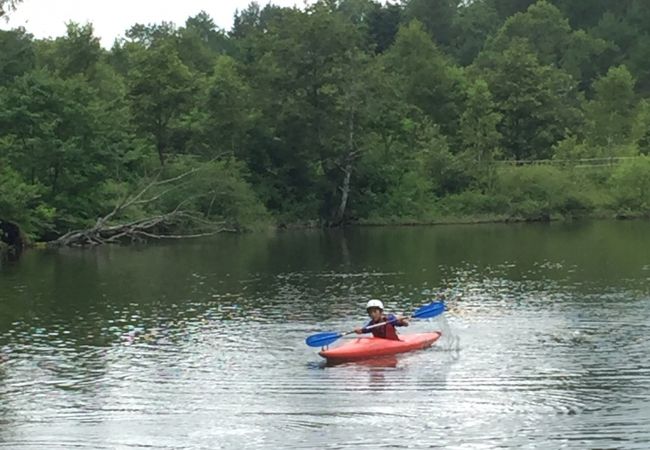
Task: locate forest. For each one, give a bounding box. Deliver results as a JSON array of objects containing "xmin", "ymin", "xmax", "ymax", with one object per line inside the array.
[{"xmin": 2, "ymin": 0, "xmax": 650, "ymax": 247}]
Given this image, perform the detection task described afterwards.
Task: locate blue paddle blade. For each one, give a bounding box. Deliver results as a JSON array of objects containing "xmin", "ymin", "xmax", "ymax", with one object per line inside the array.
[
  {"xmin": 305, "ymin": 331, "xmax": 343, "ymax": 348},
  {"xmin": 412, "ymin": 301, "xmax": 445, "ymax": 319}
]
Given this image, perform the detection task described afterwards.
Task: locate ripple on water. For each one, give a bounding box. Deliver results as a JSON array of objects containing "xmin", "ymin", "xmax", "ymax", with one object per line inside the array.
[{"xmin": 2, "ymin": 234, "xmax": 650, "ymax": 449}]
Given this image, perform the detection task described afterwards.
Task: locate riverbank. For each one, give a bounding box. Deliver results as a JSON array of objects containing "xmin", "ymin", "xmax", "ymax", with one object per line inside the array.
[
  {"xmin": 356, "ymin": 210, "xmax": 649, "ymax": 227},
  {"xmin": 16, "ymin": 210, "xmax": 647, "ymax": 249}
]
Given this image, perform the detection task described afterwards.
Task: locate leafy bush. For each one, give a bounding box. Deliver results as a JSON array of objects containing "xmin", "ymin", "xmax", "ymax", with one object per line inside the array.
[
  {"xmin": 609, "ymin": 156, "xmax": 650, "ymax": 214},
  {"xmin": 156, "ymin": 156, "xmax": 270, "ymax": 231},
  {"xmin": 494, "ymin": 165, "xmax": 593, "ymax": 220},
  {"xmin": 0, "ymin": 162, "xmax": 55, "ymax": 238},
  {"xmin": 437, "ymin": 190, "xmax": 509, "ymax": 217}
]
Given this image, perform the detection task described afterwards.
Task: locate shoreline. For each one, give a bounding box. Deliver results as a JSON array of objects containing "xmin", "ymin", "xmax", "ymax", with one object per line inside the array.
[
  {"xmin": 5, "ymin": 210, "xmax": 646, "ymax": 253},
  {"xmin": 277, "ymin": 210, "xmax": 646, "ymax": 231}
]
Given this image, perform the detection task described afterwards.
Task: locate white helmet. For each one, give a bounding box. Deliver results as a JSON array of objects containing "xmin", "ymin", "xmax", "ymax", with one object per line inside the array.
[{"xmin": 366, "ymin": 299, "xmax": 384, "ymax": 311}]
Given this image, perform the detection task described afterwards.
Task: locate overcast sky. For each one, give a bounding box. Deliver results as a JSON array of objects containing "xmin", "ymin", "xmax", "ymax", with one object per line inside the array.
[{"xmin": 1, "ymin": 0, "xmax": 309, "ymax": 46}]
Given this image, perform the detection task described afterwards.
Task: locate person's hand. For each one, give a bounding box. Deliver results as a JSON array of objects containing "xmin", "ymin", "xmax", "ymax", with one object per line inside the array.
[
  {"xmin": 400, "ymin": 317, "xmax": 409, "ymax": 326},
  {"xmin": 354, "ymin": 327, "xmax": 363, "ymax": 334}
]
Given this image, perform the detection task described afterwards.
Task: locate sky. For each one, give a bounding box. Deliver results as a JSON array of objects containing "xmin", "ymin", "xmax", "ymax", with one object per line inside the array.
[{"xmin": 0, "ymin": 0, "xmax": 309, "ymax": 46}]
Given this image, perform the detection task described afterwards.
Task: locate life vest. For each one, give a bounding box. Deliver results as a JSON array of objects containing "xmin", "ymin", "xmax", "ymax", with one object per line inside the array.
[{"xmin": 369, "ymin": 315, "xmax": 400, "ymax": 341}]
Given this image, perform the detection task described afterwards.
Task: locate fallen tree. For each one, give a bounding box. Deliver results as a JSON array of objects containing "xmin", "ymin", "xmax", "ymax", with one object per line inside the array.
[{"xmin": 50, "ymin": 162, "xmax": 235, "ymax": 247}]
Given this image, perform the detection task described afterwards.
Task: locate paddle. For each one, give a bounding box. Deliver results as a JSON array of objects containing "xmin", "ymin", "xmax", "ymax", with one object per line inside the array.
[{"xmin": 305, "ymin": 301, "xmax": 445, "ymax": 348}]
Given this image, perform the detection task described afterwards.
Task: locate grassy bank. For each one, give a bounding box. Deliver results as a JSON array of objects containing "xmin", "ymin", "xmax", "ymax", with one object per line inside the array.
[{"xmin": 354, "ymin": 159, "xmax": 650, "ymax": 227}]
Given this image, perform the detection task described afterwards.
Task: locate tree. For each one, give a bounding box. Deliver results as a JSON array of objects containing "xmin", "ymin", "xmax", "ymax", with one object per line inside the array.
[
  {"xmin": 487, "ymin": 1, "xmax": 574, "ymax": 66},
  {"xmin": 232, "ymin": 3, "xmax": 369, "ymax": 219},
  {"xmin": 36, "ymin": 22, "xmax": 103, "ymax": 79},
  {"xmin": 366, "ymin": 1, "xmax": 402, "ymax": 53},
  {"xmin": 384, "ymin": 21, "xmax": 466, "ymax": 138},
  {"xmin": 128, "ymin": 41, "xmax": 197, "ymax": 165},
  {"xmin": 488, "ymin": 0, "xmax": 536, "ymax": 21},
  {"xmin": 0, "ymin": 70, "xmax": 123, "ymax": 231},
  {"xmin": 560, "ymin": 29, "xmax": 612, "ymax": 90},
  {"xmin": 584, "ymin": 65, "xmax": 638, "ymax": 148},
  {"xmin": 185, "ymin": 11, "xmax": 230, "ymax": 55},
  {"xmin": 0, "ymin": 162, "xmax": 52, "ymax": 237},
  {"xmin": 186, "ymin": 55, "xmax": 257, "ymax": 158},
  {"xmin": 550, "ymin": 0, "xmax": 617, "ymax": 29},
  {"xmin": 177, "ymin": 12, "xmax": 232, "ymax": 74},
  {"xmin": 476, "ymin": 40, "xmax": 583, "ymax": 160},
  {"xmin": 0, "ymin": 28, "xmax": 34, "ymax": 85},
  {"xmin": 324, "ymin": 50, "xmax": 374, "ymax": 223},
  {"xmin": 403, "ymin": 0, "xmax": 460, "ymax": 47},
  {"xmin": 483, "ymin": 1, "xmax": 611, "ymax": 87},
  {"xmin": 452, "ymin": 0, "xmax": 500, "ymax": 65},
  {"xmin": 459, "ymin": 79, "xmax": 502, "ymax": 163},
  {"xmin": 125, "ymin": 22, "xmax": 177, "ymax": 48}
]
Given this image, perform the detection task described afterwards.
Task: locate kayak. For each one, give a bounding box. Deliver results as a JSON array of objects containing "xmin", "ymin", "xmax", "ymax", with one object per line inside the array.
[{"xmin": 319, "ymin": 332, "xmax": 442, "ymax": 363}]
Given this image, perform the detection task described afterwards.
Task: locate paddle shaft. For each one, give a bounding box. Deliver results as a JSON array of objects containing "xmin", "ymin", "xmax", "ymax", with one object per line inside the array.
[
  {"xmin": 331, "ymin": 317, "xmax": 405, "ymax": 342},
  {"xmin": 360, "ymin": 315, "xmax": 409, "ymax": 332}
]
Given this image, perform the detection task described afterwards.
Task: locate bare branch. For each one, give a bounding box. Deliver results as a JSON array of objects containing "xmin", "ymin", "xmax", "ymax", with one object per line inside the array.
[{"xmin": 50, "ymin": 157, "xmax": 233, "ymax": 247}]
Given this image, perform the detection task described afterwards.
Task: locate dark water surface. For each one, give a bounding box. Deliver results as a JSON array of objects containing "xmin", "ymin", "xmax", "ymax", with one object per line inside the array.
[{"xmin": 1, "ymin": 221, "xmax": 650, "ymax": 449}]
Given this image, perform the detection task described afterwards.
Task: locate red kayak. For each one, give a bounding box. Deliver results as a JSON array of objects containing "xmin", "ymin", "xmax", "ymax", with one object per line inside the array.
[{"xmin": 319, "ymin": 332, "xmax": 442, "ymax": 363}]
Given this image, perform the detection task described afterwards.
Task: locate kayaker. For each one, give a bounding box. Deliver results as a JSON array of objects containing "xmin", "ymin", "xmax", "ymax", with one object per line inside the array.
[{"xmin": 354, "ymin": 299, "xmax": 408, "ymax": 340}]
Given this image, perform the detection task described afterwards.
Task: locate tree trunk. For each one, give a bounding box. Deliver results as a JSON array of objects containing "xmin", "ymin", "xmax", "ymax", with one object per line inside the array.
[
  {"xmin": 156, "ymin": 117, "xmax": 167, "ymax": 166},
  {"xmin": 335, "ymin": 110, "xmax": 355, "ymax": 224},
  {"xmin": 156, "ymin": 139, "xmax": 166, "ymax": 166},
  {"xmin": 336, "ymin": 161, "xmax": 352, "ymax": 224}
]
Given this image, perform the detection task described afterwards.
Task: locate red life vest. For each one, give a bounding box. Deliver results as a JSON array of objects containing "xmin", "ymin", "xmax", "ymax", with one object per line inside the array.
[{"xmin": 369, "ymin": 315, "xmax": 400, "ymax": 341}]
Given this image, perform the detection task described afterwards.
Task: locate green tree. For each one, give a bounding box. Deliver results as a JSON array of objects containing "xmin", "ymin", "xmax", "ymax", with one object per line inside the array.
[
  {"xmin": 0, "ymin": 70, "xmax": 123, "ymax": 231},
  {"xmin": 403, "ymin": 0, "xmax": 460, "ymax": 47},
  {"xmin": 0, "ymin": 162, "xmax": 53, "ymax": 236},
  {"xmin": 550, "ymin": 0, "xmax": 617, "ymax": 29},
  {"xmin": 177, "ymin": 12, "xmax": 232, "ymax": 74},
  {"xmin": 459, "ymin": 79, "xmax": 502, "ymax": 163},
  {"xmin": 125, "ymin": 22, "xmax": 177, "ymax": 48},
  {"xmin": 233, "ymin": 3, "xmax": 367, "ymax": 219},
  {"xmin": 483, "ymin": 1, "xmax": 610, "ymax": 87},
  {"xmin": 487, "ymin": 1, "xmax": 574, "ymax": 66},
  {"xmin": 36, "ymin": 23, "xmax": 103, "ymax": 79},
  {"xmin": 584, "ymin": 65, "xmax": 637, "ymax": 148},
  {"xmin": 0, "ymin": 28, "xmax": 34, "ymax": 85},
  {"xmin": 366, "ymin": 1, "xmax": 402, "ymax": 53},
  {"xmin": 476, "ymin": 41, "xmax": 583, "ymax": 160},
  {"xmin": 452, "ymin": 0, "xmax": 500, "ymax": 65},
  {"xmin": 128, "ymin": 41, "xmax": 197, "ymax": 165},
  {"xmin": 384, "ymin": 21, "xmax": 466, "ymax": 138},
  {"xmin": 488, "ymin": 0, "xmax": 536, "ymax": 21},
  {"xmin": 186, "ymin": 55, "xmax": 257, "ymax": 158}
]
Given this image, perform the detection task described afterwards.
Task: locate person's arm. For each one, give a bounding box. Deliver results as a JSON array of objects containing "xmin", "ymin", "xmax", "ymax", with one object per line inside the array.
[
  {"xmin": 355, "ymin": 320, "xmax": 373, "ymax": 334},
  {"xmin": 388, "ymin": 314, "xmax": 409, "ymax": 327}
]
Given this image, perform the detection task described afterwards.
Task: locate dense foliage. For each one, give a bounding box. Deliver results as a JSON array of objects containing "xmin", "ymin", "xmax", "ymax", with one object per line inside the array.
[{"xmin": 2, "ymin": 0, "xmax": 650, "ymax": 240}]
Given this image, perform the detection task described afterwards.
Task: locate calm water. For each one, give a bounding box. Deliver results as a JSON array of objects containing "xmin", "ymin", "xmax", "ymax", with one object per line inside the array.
[{"xmin": 1, "ymin": 221, "xmax": 650, "ymax": 449}]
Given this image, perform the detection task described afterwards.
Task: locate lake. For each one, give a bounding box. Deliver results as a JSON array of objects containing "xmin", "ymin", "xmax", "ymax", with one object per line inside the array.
[{"xmin": 1, "ymin": 221, "xmax": 649, "ymax": 449}]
